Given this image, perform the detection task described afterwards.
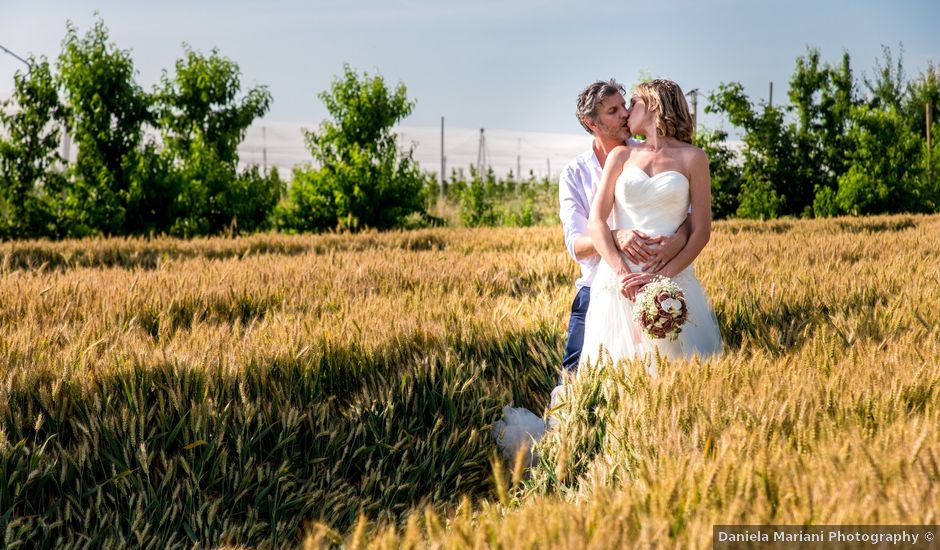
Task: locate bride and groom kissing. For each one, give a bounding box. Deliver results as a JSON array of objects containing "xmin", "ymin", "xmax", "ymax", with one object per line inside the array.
[{"xmin": 493, "ymin": 78, "xmax": 723, "ymax": 457}]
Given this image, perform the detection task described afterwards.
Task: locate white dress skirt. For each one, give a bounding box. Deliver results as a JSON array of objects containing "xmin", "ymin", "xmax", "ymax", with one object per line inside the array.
[{"xmin": 579, "ymin": 165, "xmax": 723, "ymax": 377}]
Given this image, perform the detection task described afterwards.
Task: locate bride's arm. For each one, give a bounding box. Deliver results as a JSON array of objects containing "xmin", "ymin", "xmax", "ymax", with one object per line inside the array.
[
  {"xmin": 656, "ymin": 148, "xmax": 712, "ymax": 278},
  {"xmin": 588, "ymin": 146, "xmax": 631, "ymax": 275}
]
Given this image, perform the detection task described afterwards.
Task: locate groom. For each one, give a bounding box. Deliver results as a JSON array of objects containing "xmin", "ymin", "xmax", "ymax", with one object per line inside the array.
[{"xmin": 558, "ymin": 79, "xmax": 690, "ymax": 377}]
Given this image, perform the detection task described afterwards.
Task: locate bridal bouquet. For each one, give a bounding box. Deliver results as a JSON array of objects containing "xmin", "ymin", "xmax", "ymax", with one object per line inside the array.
[{"xmin": 633, "ymin": 276, "xmax": 688, "ymax": 340}]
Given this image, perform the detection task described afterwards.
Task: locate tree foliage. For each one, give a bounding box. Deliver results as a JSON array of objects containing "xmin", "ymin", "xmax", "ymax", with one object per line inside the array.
[
  {"xmin": 276, "ymin": 65, "xmax": 430, "ymax": 232},
  {"xmin": 0, "ymin": 18, "xmax": 278, "ymax": 239},
  {"xmin": 158, "ymin": 47, "xmax": 279, "ymax": 236},
  {"xmin": 694, "ymin": 128, "xmax": 742, "ymax": 220},
  {"xmin": 0, "ymin": 58, "xmax": 66, "ymax": 238},
  {"xmin": 4, "ymin": 25, "xmax": 939, "ymax": 237},
  {"xmin": 57, "ymin": 18, "xmax": 153, "ymax": 235},
  {"xmin": 836, "ymin": 105, "xmax": 927, "ymax": 214},
  {"xmin": 705, "ymin": 45, "xmax": 937, "ymax": 219}
]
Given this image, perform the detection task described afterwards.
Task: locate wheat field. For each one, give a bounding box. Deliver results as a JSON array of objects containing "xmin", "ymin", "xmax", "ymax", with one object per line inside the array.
[{"xmin": 0, "ymin": 215, "xmax": 937, "ymax": 548}]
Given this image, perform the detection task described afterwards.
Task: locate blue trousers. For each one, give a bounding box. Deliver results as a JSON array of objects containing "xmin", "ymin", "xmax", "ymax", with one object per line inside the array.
[{"xmin": 561, "ymin": 286, "xmax": 591, "ymax": 381}]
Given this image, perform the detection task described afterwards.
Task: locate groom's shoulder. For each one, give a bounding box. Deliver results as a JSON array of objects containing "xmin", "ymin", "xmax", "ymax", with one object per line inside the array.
[
  {"xmin": 563, "ymin": 149, "xmax": 596, "ymax": 174},
  {"xmin": 572, "ymin": 148, "xmax": 595, "ymax": 164}
]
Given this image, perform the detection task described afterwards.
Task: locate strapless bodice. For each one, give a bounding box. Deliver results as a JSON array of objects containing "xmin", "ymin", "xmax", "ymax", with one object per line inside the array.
[{"xmin": 611, "ymin": 165, "xmax": 690, "ymax": 236}]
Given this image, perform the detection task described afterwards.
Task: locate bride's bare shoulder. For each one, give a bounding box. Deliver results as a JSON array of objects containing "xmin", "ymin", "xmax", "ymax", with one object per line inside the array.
[
  {"xmin": 676, "ymin": 142, "xmax": 708, "ymax": 166},
  {"xmin": 610, "ymin": 144, "xmax": 631, "ymax": 156},
  {"xmin": 608, "ymin": 145, "xmax": 632, "ymax": 164}
]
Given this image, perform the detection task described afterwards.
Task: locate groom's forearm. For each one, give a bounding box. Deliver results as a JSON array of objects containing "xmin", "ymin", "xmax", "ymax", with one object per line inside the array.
[
  {"xmin": 572, "ymin": 234, "xmax": 597, "ymax": 260},
  {"xmin": 676, "ymin": 216, "xmax": 691, "ymax": 241}
]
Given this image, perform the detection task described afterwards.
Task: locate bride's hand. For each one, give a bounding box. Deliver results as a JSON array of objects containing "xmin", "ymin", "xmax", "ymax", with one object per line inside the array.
[
  {"xmin": 614, "ymin": 229, "xmax": 657, "ymax": 264},
  {"xmin": 620, "ymin": 271, "xmax": 656, "ymax": 300}
]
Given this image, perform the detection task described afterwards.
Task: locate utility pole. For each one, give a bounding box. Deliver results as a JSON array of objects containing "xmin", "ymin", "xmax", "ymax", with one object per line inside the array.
[
  {"xmin": 546, "ymin": 158, "xmax": 551, "ymax": 180},
  {"xmin": 769, "ymin": 81, "xmax": 774, "ymax": 107},
  {"xmin": 686, "ymin": 88, "xmax": 700, "ymax": 141},
  {"xmin": 928, "ymin": 101, "xmax": 933, "ymax": 187},
  {"xmin": 262, "ymin": 126, "xmax": 267, "ymax": 175},
  {"xmin": 516, "ymin": 138, "xmax": 521, "ymax": 180},
  {"xmin": 476, "ymin": 128, "xmax": 486, "ymax": 176},
  {"xmin": 61, "ymin": 133, "xmax": 70, "ymax": 163},
  {"xmin": 440, "ymin": 116, "xmax": 445, "ymax": 194}
]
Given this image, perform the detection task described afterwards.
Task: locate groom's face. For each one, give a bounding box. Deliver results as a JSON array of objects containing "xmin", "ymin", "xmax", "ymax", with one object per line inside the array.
[{"xmin": 587, "ymin": 94, "xmax": 630, "ymax": 142}]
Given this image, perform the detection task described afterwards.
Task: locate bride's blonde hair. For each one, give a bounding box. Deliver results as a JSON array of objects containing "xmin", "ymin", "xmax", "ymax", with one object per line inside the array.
[{"xmin": 633, "ymin": 79, "xmax": 694, "ymax": 144}]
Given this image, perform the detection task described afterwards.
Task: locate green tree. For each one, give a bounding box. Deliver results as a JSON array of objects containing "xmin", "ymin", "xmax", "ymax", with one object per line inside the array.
[
  {"xmin": 157, "ymin": 46, "xmax": 277, "ymax": 236},
  {"xmin": 864, "ymin": 44, "xmax": 906, "ymax": 111},
  {"xmin": 903, "ymin": 62, "xmax": 939, "ymax": 141},
  {"xmin": 832, "ymin": 46, "xmax": 933, "ymax": 214},
  {"xmin": 788, "ymin": 49, "xmax": 858, "ymax": 213},
  {"xmin": 707, "ymin": 46, "xmax": 934, "ymax": 219},
  {"xmin": 0, "ymin": 57, "xmax": 66, "ymax": 238},
  {"xmin": 812, "ymin": 184, "xmax": 839, "ymax": 218},
  {"xmin": 736, "ymin": 178, "xmax": 784, "ymax": 220},
  {"xmin": 836, "ymin": 105, "xmax": 926, "ymax": 214},
  {"xmin": 694, "ymin": 128, "xmax": 742, "ymax": 219},
  {"xmin": 459, "ymin": 167, "xmax": 497, "ymax": 227},
  {"xmin": 278, "ymin": 65, "xmax": 429, "ymax": 231},
  {"xmin": 707, "ymin": 82, "xmax": 800, "ymax": 218},
  {"xmin": 904, "ymin": 63, "xmax": 940, "ymax": 204},
  {"xmin": 926, "ymin": 126, "xmax": 940, "ymax": 204},
  {"xmin": 57, "ymin": 18, "xmax": 153, "ymax": 236}
]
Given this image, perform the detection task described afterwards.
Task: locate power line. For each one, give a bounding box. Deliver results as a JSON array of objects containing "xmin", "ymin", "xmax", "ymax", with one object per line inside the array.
[{"xmin": 0, "ymin": 44, "xmax": 31, "ymax": 72}]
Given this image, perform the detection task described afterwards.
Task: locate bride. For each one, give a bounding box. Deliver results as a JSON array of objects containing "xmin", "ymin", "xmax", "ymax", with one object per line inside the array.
[
  {"xmin": 493, "ymin": 79, "xmax": 722, "ymax": 459},
  {"xmin": 581, "ymin": 78, "xmax": 722, "ymax": 376}
]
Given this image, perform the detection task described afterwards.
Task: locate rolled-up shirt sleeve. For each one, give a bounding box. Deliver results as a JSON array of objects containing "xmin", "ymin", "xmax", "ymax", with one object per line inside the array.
[{"xmin": 559, "ymin": 166, "xmax": 590, "ymax": 262}]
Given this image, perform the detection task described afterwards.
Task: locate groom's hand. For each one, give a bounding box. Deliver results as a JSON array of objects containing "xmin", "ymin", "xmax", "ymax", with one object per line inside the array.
[
  {"xmin": 643, "ymin": 231, "xmax": 688, "ymax": 273},
  {"xmin": 614, "ymin": 229, "xmax": 657, "ymax": 264}
]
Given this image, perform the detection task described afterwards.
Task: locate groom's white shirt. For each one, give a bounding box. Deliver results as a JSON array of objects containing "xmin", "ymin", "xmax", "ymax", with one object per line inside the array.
[{"xmin": 559, "ymin": 148, "xmax": 603, "ymax": 289}]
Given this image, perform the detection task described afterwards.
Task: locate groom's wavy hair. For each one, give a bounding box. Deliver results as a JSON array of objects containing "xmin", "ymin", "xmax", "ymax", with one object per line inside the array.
[
  {"xmin": 633, "ymin": 79, "xmax": 694, "ymax": 144},
  {"xmin": 576, "ymin": 79, "xmax": 625, "ymax": 134}
]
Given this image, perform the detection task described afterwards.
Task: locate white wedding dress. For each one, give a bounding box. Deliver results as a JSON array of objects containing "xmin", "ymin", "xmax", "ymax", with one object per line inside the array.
[
  {"xmin": 580, "ymin": 165, "xmax": 723, "ymax": 377},
  {"xmin": 492, "ymin": 165, "xmax": 723, "ymax": 459}
]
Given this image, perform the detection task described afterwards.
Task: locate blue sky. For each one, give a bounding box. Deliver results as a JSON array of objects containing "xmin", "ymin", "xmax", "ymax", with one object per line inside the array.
[{"xmin": 1, "ymin": 0, "xmax": 938, "ymax": 135}]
